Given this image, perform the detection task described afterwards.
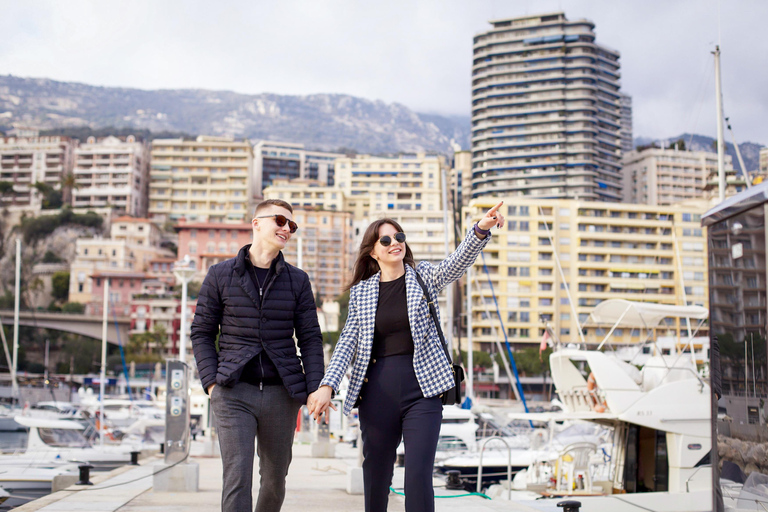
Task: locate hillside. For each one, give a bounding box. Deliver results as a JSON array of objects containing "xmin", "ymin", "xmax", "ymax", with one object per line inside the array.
[{"xmin": 0, "ymin": 75, "xmax": 470, "ymax": 154}]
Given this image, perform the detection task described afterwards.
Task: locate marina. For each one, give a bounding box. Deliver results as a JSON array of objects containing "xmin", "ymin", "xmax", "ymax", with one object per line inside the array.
[{"xmin": 1, "ymin": 5, "xmax": 768, "ymax": 511}]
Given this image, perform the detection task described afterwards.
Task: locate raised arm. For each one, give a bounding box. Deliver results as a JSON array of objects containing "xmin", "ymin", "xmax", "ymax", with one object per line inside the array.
[{"xmin": 427, "ymin": 201, "xmax": 505, "ymax": 292}]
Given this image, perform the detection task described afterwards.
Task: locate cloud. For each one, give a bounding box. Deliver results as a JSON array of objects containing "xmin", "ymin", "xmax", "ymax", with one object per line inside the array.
[{"xmin": 0, "ymin": 0, "xmax": 766, "ymax": 144}]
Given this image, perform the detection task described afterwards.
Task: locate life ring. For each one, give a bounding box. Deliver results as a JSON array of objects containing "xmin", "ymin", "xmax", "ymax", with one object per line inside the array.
[{"xmin": 587, "ymin": 372, "xmax": 607, "ymax": 413}]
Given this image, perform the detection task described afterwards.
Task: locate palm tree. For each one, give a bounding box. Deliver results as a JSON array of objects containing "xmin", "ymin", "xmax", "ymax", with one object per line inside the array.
[{"xmin": 61, "ymin": 172, "xmax": 78, "ymax": 206}]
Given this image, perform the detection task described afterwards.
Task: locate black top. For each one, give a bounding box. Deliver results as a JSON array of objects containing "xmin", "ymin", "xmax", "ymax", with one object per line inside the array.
[
  {"xmin": 372, "ymin": 274, "xmax": 414, "ymax": 358},
  {"xmin": 240, "ymin": 258, "xmax": 281, "ymax": 386}
]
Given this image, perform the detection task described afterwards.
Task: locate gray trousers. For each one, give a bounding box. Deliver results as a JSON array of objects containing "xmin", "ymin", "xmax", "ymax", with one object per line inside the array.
[{"xmin": 211, "ymin": 382, "xmax": 302, "ymax": 512}]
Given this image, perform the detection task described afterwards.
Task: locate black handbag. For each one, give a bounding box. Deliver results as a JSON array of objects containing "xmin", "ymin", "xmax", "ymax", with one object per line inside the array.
[{"xmin": 414, "ymin": 272, "xmax": 465, "ymax": 406}]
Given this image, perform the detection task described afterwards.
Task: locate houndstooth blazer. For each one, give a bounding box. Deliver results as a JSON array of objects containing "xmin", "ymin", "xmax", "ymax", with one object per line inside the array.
[{"xmin": 320, "ymin": 227, "xmax": 491, "ymax": 416}]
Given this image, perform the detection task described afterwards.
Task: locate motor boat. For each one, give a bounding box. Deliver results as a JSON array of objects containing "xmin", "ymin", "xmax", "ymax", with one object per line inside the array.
[{"xmin": 0, "ymin": 416, "xmax": 132, "ymax": 471}]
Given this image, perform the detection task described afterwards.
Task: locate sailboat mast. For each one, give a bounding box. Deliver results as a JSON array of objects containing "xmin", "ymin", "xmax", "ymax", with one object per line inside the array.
[
  {"xmin": 441, "ymin": 166, "xmax": 453, "ymax": 353},
  {"xmin": 714, "ymin": 45, "xmax": 726, "ymax": 202},
  {"xmin": 11, "ymin": 238, "xmax": 20, "ymax": 400}
]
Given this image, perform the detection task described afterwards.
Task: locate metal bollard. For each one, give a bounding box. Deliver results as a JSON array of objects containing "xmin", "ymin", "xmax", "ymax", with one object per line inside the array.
[
  {"xmin": 557, "ymin": 500, "xmax": 582, "ymax": 512},
  {"xmin": 445, "ymin": 470, "xmax": 464, "ymax": 490},
  {"xmin": 77, "ymin": 464, "xmax": 94, "ymax": 485},
  {"xmin": 130, "ymin": 451, "xmax": 140, "ymax": 465},
  {"xmin": 160, "ymin": 442, "xmax": 165, "ymax": 454}
]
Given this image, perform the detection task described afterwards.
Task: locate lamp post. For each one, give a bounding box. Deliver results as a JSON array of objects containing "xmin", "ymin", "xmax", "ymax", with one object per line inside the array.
[{"xmin": 173, "ymin": 255, "xmax": 197, "ymax": 364}]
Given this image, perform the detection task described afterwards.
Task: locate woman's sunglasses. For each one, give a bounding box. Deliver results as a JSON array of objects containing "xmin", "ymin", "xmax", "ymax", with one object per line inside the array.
[
  {"xmin": 378, "ymin": 232, "xmax": 406, "ymax": 247},
  {"xmin": 256, "ymin": 214, "xmax": 299, "ymax": 233}
]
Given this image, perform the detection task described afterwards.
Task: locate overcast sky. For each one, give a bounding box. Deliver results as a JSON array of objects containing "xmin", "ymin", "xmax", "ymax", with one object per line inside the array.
[{"xmin": 1, "ymin": 0, "xmax": 766, "ymax": 144}]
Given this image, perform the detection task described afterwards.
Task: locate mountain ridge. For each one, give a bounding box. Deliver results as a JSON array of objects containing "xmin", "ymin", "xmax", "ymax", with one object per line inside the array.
[{"xmin": 0, "ymin": 75, "xmax": 471, "ymax": 154}]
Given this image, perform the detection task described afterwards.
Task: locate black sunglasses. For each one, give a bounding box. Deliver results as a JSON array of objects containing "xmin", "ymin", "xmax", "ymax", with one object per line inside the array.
[
  {"xmin": 256, "ymin": 214, "xmax": 299, "ymax": 233},
  {"xmin": 378, "ymin": 232, "xmax": 406, "ymax": 247}
]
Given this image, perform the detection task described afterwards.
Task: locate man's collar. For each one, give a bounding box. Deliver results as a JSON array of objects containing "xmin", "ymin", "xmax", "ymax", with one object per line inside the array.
[{"xmin": 235, "ymin": 245, "xmax": 285, "ymax": 276}]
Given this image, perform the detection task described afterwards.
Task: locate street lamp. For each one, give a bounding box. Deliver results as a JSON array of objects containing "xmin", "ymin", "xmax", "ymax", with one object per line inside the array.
[{"xmin": 173, "ymin": 255, "xmax": 197, "ymax": 363}]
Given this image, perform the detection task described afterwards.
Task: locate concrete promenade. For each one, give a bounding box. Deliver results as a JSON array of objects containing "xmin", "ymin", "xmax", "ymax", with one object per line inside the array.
[{"xmin": 16, "ymin": 442, "xmax": 546, "ymax": 512}]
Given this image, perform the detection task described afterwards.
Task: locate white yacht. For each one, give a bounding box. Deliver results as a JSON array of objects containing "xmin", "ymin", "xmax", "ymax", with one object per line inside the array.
[
  {"xmin": 489, "ymin": 301, "xmax": 714, "ymax": 511},
  {"xmin": 0, "ymin": 416, "xmax": 132, "ymax": 471}
]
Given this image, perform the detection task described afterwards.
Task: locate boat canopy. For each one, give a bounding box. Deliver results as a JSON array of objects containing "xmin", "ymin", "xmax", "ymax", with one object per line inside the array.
[{"xmin": 588, "ymin": 299, "xmax": 708, "ymax": 328}]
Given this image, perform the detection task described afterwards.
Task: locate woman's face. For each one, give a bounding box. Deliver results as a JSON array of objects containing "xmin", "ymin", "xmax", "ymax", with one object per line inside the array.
[{"xmin": 369, "ymin": 223, "xmax": 406, "ymax": 266}]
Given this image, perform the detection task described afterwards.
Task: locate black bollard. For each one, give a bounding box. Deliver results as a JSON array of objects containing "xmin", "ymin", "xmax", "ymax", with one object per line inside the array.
[
  {"xmin": 77, "ymin": 464, "xmax": 94, "ymax": 485},
  {"xmin": 130, "ymin": 451, "xmax": 140, "ymax": 465},
  {"xmin": 557, "ymin": 501, "xmax": 582, "ymax": 512},
  {"xmin": 445, "ymin": 470, "xmax": 464, "ymax": 490},
  {"xmin": 160, "ymin": 442, "xmax": 165, "ymax": 454}
]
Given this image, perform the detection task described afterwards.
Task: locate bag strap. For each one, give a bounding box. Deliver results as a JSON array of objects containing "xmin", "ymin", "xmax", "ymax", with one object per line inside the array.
[{"xmin": 413, "ymin": 271, "xmax": 453, "ymax": 365}]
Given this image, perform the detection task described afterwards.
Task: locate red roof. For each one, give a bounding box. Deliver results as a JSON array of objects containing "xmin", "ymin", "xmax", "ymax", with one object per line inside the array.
[
  {"xmin": 175, "ymin": 222, "xmax": 251, "ymax": 231},
  {"xmin": 113, "ymin": 216, "xmax": 152, "ymax": 223},
  {"xmin": 90, "ymin": 271, "xmax": 148, "ymax": 279}
]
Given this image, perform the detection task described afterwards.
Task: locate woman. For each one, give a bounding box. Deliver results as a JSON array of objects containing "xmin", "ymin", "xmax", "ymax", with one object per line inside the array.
[{"xmin": 308, "ymin": 202, "xmax": 504, "ymax": 512}]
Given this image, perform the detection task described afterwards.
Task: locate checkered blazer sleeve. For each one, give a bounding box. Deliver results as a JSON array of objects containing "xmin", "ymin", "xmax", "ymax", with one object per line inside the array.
[
  {"xmin": 319, "ymin": 286, "xmax": 361, "ymax": 392},
  {"xmin": 427, "ymin": 227, "xmax": 491, "ymax": 292}
]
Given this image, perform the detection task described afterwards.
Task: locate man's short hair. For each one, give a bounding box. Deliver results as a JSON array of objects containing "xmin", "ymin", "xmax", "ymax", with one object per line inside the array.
[{"xmin": 254, "ymin": 199, "xmax": 293, "ymax": 216}]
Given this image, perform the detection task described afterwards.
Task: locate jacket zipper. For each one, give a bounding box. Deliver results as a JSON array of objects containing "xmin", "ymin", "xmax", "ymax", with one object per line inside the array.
[
  {"xmin": 258, "ymin": 353, "xmax": 264, "ymax": 391},
  {"xmin": 257, "ymin": 269, "xmax": 274, "ymax": 391}
]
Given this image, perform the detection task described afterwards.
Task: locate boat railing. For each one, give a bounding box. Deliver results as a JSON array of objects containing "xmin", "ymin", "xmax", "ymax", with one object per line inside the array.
[
  {"xmin": 477, "ymin": 436, "xmax": 512, "ymax": 500},
  {"xmin": 559, "ymin": 386, "xmax": 607, "ymax": 412}
]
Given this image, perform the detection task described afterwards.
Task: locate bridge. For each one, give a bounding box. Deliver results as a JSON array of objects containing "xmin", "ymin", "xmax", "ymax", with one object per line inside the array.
[{"xmin": 0, "ymin": 310, "xmax": 131, "ymax": 345}]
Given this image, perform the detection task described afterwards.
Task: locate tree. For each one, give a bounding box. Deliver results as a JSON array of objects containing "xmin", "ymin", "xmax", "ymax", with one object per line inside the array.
[
  {"xmin": 33, "ymin": 182, "xmax": 63, "ymax": 209},
  {"xmin": 61, "ymin": 302, "xmax": 85, "ymax": 314},
  {"xmin": 51, "ymin": 271, "xmax": 70, "ymax": 302},
  {"xmin": 0, "ymin": 181, "xmax": 13, "ymax": 194},
  {"xmin": 125, "ymin": 324, "xmax": 168, "ymax": 363},
  {"xmin": 60, "ymin": 172, "xmax": 78, "ymax": 206},
  {"xmin": 667, "ymin": 139, "xmax": 686, "ymax": 151},
  {"xmin": 42, "ymin": 250, "xmax": 63, "ymax": 263}
]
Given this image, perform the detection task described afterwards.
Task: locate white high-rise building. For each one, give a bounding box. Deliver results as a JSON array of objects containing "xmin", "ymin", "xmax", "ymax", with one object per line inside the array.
[
  {"xmin": 72, "ymin": 135, "xmax": 149, "ymax": 216},
  {"xmin": 0, "ymin": 135, "xmax": 73, "ymax": 212},
  {"xmin": 471, "ymin": 12, "xmax": 623, "ymax": 202}
]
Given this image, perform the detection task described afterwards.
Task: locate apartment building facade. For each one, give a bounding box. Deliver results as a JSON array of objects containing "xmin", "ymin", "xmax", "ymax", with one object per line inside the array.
[
  {"xmin": 619, "ymin": 93, "xmax": 633, "ymax": 154},
  {"xmin": 148, "ymin": 136, "xmax": 253, "ymax": 224},
  {"xmin": 451, "ymin": 150, "xmax": 473, "ymax": 209},
  {"xmin": 471, "ymin": 12, "xmax": 623, "ymax": 202},
  {"xmin": 254, "ymin": 140, "xmax": 343, "ymax": 196},
  {"xmin": 72, "ymin": 135, "xmax": 149, "ymax": 217},
  {"xmin": 68, "ymin": 218, "xmax": 174, "ymax": 307},
  {"xmin": 130, "ymin": 280, "xmax": 196, "ymax": 357},
  {"xmin": 0, "ymin": 135, "xmax": 73, "ymax": 211},
  {"xmin": 281, "ymin": 208, "xmax": 355, "ymax": 301},
  {"xmin": 622, "ymin": 147, "xmax": 738, "ymax": 205},
  {"xmin": 262, "ymin": 179, "xmax": 345, "ymax": 211},
  {"xmin": 462, "ymin": 197, "xmax": 709, "ymax": 353}
]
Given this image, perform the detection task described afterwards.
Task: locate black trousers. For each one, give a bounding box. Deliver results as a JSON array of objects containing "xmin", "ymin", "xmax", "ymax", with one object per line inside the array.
[{"xmin": 358, "ymin": 354, "xmax": 442, "ymax": 512}]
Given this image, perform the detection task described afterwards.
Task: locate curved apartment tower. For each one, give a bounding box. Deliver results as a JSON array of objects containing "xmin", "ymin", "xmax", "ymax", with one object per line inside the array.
[{"xmin": 471, "ymin": 12, "xmax": 623, "ymax": 201}]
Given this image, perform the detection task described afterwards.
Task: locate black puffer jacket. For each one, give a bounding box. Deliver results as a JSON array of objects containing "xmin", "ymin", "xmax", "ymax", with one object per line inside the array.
[{"xmin": 191, "ymin": 245, "xmax": 324, "ymax": 403}]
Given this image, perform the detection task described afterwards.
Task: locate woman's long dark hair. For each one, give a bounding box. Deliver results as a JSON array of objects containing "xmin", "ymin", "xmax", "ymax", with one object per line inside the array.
[{"xmin": 347, "ymin": 218, "xmax": 415, "ymax": 289}]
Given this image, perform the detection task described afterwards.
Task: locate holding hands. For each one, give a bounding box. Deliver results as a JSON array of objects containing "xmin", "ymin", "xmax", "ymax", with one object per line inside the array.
[
  {"xmin": 476, "ymin": 201, "xmax": 505, "ymax": 235},
  {"xmin": 307, "ymin": 385, "xmax": 336, "ymax": 423}
]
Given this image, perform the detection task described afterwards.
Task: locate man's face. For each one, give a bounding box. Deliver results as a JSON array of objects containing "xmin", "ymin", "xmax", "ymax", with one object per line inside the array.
[{"xmin": 252, "ymin": 206, "xmax": 294, "ymax": 251}]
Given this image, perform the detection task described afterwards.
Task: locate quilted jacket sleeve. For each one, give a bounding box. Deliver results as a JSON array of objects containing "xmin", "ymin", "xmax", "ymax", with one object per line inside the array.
[
  {"xmin": 319, "ymin": 287, "xmax": 360, "ymax": 392},
  {"xmin": 294, "ymin": 273, "xmax": 325, "ymax": 394},
  {"xmin": 428, "ymin": 227, "xmax": 491, "ymax": 293},
  {"xmin": 191, "ymin": 265, "xmax": 223, "ymax": 394}
]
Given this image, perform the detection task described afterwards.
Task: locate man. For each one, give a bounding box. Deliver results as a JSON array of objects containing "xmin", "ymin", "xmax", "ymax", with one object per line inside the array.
[{"xmin": 191, "ymin": 199, "xmax": 324, "ymax": 512}]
